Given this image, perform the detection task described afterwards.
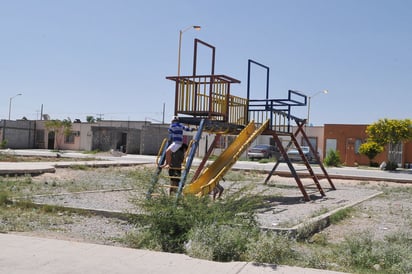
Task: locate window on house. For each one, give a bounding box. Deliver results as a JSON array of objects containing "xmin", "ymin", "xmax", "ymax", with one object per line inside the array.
[
  {"xmin": 325, "ymin": 139, "xmax": 337, "ymax": 153},
  {"xmin": 354, "ymin": 139, "xmax": 362, "ymax": 154},
  {"xmin": 64, "ymin": 132, "xmax": 77, "ymax": 144}
]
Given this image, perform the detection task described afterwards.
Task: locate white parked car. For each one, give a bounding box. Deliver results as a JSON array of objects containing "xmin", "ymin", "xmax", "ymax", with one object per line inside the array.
[
  {"xmin": 247, "ymin": 144, "xmax": 279, "ymax": 160},
  {"xmin": 287, "ymin": 146, "xmax": 316, "ymax": 162}
]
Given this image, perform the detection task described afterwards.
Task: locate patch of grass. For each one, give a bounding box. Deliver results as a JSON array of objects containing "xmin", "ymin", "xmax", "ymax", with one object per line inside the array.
[
  {"xmin": 310, "ymin": 206, "xmax": 329, "ymax": 218},
  {"xmin": 335, "ymin": 231, "xmax": 412, "ymax": 273},
  {"xmin": 381, "ymin": 186, "xmax": 412, "ymax": 196},
  {"xmin": 223, "ymin": 170, "xmax": 249, "ymax": 182},
  {"xmin": 308, "ymin": 232, "xmax": 328, "ymax": 246},
  {"xmin": 257, "ymin": 158, "xmax": 276, "ymax": 164},
  {"xmin": 69, "ymin": 164, "xmax": 90, "ymax": 170},
  {"xmin": 224, "ymin": 170, "xmax": 262, "ymax": 182},
  {"xmin": 0, "ymin": 203, "xmax": 74, "ymax": 233},
  {"xmin": 0, "ymin": 175, "xmax": 36, "ymax": 197},
  {"xmin": 329, "ymin": 207, "xmax": 355, "ymax": 224},
  {"xmin": 296, "ymin": 219, "xmax": 329, "ymax": 240},
  {"xmin": 0, "ymin": 153, "xmax": 98, "ymax": 163},
  {"xmin": 0, "ymin": 191, "xmax": 12, "ymax": 205},
  {"xmin": 0, "ymin": 152, "xmax": 18, "ymax": 162},
  {"xmin": 82, "ymin": 149, "xmax": 101, "ymax": 154},
  {"xmin": 294, "ymin": 229, "xmax": 412, "ymax": 273}
]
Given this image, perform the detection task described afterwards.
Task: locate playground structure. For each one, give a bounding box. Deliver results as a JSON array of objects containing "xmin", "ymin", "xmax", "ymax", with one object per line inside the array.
[{"xmin": 147, "ymin": 38, "xmax": 335, "ymax": 201}]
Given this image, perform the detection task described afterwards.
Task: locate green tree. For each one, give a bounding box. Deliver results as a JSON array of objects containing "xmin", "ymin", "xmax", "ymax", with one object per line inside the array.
[
  {"xmin": 86, "ymin": 116, "xmax": 96, "ymax": 123},
  {"xmin": 359, "ymin": 141, "xmax": 384, "ymax": 166},
  {"xmin": 45, "ymin": 118, "xmax": 72, "ymax": 150},
  {"xmin": 366, "ymin": 119, "xmax": 412, "ymax": 163}
]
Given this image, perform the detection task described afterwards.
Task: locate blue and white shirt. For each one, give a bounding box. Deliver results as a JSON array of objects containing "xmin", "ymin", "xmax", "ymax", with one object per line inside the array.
[{"xmin": 168, "ymin": 122, "xmax": 192, "ymax": 144}]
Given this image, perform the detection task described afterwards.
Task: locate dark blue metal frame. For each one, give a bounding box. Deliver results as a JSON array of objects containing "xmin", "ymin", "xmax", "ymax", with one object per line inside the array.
[
  {"xmin": 247, "ymin": 59, "xmax": 308, "ymax": 131},
  {"xmin": 175, "ymin": 119, "xmax": 205, "ymax": 199}
]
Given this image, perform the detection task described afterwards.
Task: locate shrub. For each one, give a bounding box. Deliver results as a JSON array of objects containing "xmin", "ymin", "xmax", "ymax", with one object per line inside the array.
[
  {"xmin": 123, "ymin": 230, "xmax": 162, "ymax": 251},
  {"xmin": 244, "ymin": 231, "xmax": 297, "ymax": 264},
  {"xmin": 0, "ymin": 140, "xmax": 7, "ymax": 149},
  {"xmin": 186, "ymin": 224, "xmax": 257, "ymax": 262},
  {"xmin": 309, "ymin": 233, "xmax": 328, "ymax": 246},
  {"xmin": 359, "ymin": 141, "xmax": 384, "ymax": 166},
  {"xmin": 127, "ymin": 191, "xmax": 260, "ymax": 254},
  {"xmin": 301, "ymin": 248, "xmax": 333, "ymax": 270},
  {"xmin": 323, "ymin": 149, "xmax": 341, "ymax": 167}
]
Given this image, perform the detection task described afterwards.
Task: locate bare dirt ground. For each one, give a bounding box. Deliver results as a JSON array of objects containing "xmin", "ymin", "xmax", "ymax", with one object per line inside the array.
[
  {"xmin": 322, "ymin": 180, "xmax": 412, "ymax": 243},
  {"xmin": 7, "ymin": 165, "xmax": 412, "ymax": 246}
]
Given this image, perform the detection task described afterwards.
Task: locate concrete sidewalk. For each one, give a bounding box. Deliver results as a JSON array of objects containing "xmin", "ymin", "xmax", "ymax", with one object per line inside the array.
[
  {"xmin": 0, "ymin": 233, "xmax": 346, "ymax": 274},
  {"xmin": 2, "ymin": 149, "xmax": 412, "ymax": 183}
]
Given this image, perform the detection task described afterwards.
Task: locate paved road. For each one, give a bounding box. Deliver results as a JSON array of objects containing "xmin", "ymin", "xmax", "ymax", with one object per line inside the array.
[{"xmin": 2, "ymin": 149, "xmax": 412, "ymax": 183}]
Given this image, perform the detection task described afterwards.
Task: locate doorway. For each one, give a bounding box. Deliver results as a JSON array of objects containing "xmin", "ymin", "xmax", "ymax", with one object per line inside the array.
[{"xmin": 47, "ymin": 131, "xmax": 55, "ymax": 149}]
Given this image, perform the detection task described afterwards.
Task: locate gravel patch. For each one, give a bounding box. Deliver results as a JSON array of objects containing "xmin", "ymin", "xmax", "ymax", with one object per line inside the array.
[
  {"xmin": 28, "ymin": 167, "xmax": 381, "ymax": 229},
  {"xmin": 17, "ymin": 214, "xmax": 135, "ymax": 246},
  {"xmin": 31, "ymin": 189, "xmax": 142, "ymax": 214},
  {"xmin": 8, "ymin": 166, "xmax": 412, "ymax": 246}
]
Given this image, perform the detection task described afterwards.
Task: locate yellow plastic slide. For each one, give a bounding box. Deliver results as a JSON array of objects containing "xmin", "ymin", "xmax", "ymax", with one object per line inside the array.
[{"xmin": 183, "ymin": 119, "xmax": 269, "ymax": 196}]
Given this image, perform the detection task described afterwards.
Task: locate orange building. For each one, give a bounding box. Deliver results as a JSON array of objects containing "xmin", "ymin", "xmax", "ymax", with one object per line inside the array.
[{"xmin": 324, "ymin": 124, "xmax": 412, "ymax": 167}]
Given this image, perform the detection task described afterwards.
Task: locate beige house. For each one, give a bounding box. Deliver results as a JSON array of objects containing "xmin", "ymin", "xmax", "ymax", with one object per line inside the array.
[{"xmin": 2, "ymin": 119, "xmax": 170, "ymax": 155}]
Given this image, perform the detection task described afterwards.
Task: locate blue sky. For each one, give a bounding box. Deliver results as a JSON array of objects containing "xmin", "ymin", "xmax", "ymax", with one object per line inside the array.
[{"xmin": 1, "ymin": 0, "xmax": 411, "ymax": 125}]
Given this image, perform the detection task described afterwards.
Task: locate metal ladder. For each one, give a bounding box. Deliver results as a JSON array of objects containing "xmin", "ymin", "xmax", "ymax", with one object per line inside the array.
[
  {"xmin": 264, "ymin": 119, "xmax": 335, "ymax": 201},
  {"xmin": 146, "ymin": 119, "xmax": 205, "ymax": 199}
]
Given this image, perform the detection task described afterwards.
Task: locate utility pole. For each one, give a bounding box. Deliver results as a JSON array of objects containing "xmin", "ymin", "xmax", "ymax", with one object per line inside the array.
[
  {"xmin": 96, "ymin": 113, "xmax": 104, "ymax": 121},
  {"xmin": 162, "ymin": 103, "xmax": 165, "ymax": 124}
]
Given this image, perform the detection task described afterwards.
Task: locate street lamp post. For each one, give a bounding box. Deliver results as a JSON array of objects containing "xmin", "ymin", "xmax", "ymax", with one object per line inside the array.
[
  {"xmin": 8, "ymin": 93, "xmax": 22, "ymax": 120},
  {"xmin": 177, "ymin": 25, "xmax": 201, "ymax": 77},
  {"xmin": 307, "ymin": 90, "xmax": 328, "ymax": 126}
]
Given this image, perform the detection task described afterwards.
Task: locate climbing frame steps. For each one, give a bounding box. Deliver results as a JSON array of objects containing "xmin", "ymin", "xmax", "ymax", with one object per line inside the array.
[
  {"xmin": 264, "ymin": 119, "xmax": 335, "ymax": 201},
  {"xmin": 146, "ymin": 119, "xmax": 205, "ymax": 199}
]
